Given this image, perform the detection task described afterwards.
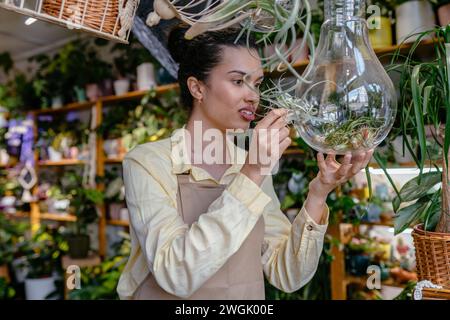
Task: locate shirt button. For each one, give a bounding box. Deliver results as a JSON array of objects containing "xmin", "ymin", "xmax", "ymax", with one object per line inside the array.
[{"xmin": 306, "ymin": 225, "xmax": 313, "ymax": 231}]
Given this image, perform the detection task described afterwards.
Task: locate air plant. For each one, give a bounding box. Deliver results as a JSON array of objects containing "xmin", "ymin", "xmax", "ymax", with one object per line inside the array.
[
  {"xmin": 147, "ymin": 0, "xmax": 316, "ymax": 80},
  {"xmin": 257, "ymin": 79, "xmax": 386, "ymax": 153}
]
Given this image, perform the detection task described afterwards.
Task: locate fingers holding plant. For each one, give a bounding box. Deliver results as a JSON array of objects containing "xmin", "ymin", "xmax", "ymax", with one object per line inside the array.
[{"xmin": 241, "ymin": 109, "xmax": 291, "ymax": 185}]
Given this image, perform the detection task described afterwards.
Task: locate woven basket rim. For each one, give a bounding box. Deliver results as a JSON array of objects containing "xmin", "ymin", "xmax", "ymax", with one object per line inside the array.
[{"xmin": 413, "ymin": 223, "xmax": 450, "ymax": 238}]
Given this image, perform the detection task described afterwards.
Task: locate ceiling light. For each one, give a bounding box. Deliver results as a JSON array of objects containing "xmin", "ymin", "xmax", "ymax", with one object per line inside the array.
[{"xmin": 25, "ymin": 17, "xmax": 37, "ymax": 26}]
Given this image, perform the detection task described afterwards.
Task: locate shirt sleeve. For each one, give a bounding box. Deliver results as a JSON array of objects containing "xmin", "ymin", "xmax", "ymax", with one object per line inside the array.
[
  {"xmin": 260, "ymin": 175, "xmax": 329, "ymax": 293},
  {"xmin": 122, "ymin": 158, "xmax": 272, "ymax": 298}
]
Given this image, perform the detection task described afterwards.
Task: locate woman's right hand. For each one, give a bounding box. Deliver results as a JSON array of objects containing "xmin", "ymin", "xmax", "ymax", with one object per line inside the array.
[{"xmin": 241, "ymin": 109, "xmax": 291, "ymax": 186}]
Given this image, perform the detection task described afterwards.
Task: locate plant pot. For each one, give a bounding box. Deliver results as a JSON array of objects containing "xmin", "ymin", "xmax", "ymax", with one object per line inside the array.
[
  {"xmin": 52, "ymin": 199, "xmax": 70, "ymax": 213},
  {"xmin": 113, "ymin": 79, "xmax": 130, "ymax": 96},
  {"xmin": 86, "ymin": 83, "xmax": 101, "ymax": 102},
  {"xmin": 47, "ymin": 146, "xmax": 62, "ymax": 162},
  {"xmin": 137, "ymin": 63, "xmax": 156, "ymax": 91},
  {"xmin": 395, "ymin": 1, "xmax": 435, "ymax": 44},
  {"xmin": 67, "ymin": 234, "xmax": 90, "ymax": 259},
  {"xmin": 412, "ymin": 224, "xmax": 450, "ymax": 288},
  {"xmin": 103, "ymin": 138, "xmax": 120, "ymax": 158},
  {"xmin": 108, "ymin": 203, "xmax": 123, "ymax": 220},
  {"xmin": 24, "ymin": 276, "xmax": 56, "ymax": 300},
  {"xmin": 100, "ymin": 78, "xmax": 114, "ymax": 96},
  {"xmin": 11, "ymin": 256, "xmax": 29, "ymax": 283},
  {"xmin": 369, "ymin": 16, "xmax": 393, "ymax": 49},
  {"xmin": 0, "ymin": 264, "xmax": 9, "ymax": 282},
  {"xmin": 438, "ymin": 3, "xmax": 450, "ymax": 27},
  {"xmin": 51, "ymin": 96, "xmax": 63, "ymax": 109},
  {"xmin": 391, "ymin": 135, "xmax": 415, "ymax": 164}
]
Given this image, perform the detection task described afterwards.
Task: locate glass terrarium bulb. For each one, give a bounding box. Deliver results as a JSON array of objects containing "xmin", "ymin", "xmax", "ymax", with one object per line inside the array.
[{"xmin": 291, "ymin": 0, "xmax": 397, "ymax": 155}]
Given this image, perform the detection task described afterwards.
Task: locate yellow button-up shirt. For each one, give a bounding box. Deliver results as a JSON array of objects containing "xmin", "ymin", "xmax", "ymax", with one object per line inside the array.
[{"xmin": 117, "ymin": 128, "xmax": 329, "ymax": 299}]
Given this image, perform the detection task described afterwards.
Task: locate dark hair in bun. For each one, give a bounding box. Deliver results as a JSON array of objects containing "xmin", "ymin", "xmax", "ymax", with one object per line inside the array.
[{"xmin": 168, "ymin": 24, "xmax": 258, "ymax": 111}]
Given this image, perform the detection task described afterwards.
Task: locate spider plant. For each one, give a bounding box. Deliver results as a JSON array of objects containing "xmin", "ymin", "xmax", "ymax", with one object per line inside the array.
[{"xmin": 374, "ymin": 25, "xmax": 450, "ymax": 234}]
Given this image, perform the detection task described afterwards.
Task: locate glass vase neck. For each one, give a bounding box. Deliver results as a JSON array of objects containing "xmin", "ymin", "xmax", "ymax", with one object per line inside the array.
[{"xmin": 325, "ymin": 0, "xmax": 366, "ymax": 21}]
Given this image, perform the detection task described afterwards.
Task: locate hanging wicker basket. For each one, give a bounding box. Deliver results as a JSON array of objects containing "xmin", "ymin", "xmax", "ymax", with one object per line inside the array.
[
  {"xmin": 412, "ymin": 224, "xmax": 450, "ymax": 288},
  {"xmin": 0, "ymin": 0, "xmax": 140, "ymax": 43}
]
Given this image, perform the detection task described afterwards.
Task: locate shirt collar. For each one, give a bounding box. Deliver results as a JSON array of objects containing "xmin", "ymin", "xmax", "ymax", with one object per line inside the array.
[{"xmin": 170, "ymin": 125, "xmax": 248, "ymax": 178}]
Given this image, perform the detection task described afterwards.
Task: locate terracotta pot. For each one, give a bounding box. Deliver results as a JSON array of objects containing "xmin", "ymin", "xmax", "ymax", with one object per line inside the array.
[{"xmin": 438, "ymin": 3, "xmax": 450, "ymax": 27}]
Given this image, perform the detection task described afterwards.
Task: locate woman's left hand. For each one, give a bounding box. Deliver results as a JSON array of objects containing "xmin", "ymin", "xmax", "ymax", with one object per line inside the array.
[{"xmin": 309, "ymin": 149, "xmax": 374, "ymax": 199}]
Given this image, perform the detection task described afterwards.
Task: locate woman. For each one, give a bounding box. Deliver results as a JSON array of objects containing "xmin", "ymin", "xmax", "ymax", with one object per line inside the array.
[{"xmin": 117, "ymin": 26, "xmax": 373, "ymax": 300}]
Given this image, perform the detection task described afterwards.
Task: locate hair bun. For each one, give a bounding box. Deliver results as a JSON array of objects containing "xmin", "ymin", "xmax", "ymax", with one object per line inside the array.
[{"xmin": 168, "ymin": 24, "xmax": 190, "ymax": 64}]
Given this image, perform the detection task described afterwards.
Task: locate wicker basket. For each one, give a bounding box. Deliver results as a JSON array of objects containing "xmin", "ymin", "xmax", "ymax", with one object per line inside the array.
[
  {"xmin": 42, "ymin": 0, "xmax": 121, "ymax": 36},
  {"xmin": 412, "ymin": 224, "xmax": 450, "ymax": 288}
]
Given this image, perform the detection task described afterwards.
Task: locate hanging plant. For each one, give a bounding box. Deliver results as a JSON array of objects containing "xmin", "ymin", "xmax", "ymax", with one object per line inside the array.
[{"xmin": 146, "ymin": 0, "xmax": 316, "ymax": 77}]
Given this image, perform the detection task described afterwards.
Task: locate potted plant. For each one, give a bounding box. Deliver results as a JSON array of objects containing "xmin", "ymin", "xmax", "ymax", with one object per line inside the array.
[
  {"xmin": 69, "ymin": 232, "xmax": 130, "ymax": 300},
  {"xmin": 96, "ymin": 105, "xmax": 129, "ymax": 159},
  {"xmin": 64, "ymin": 172, "xmax": 104, "ymax": 258},
  {"xmin": 22, "ymin": 225, "xmax": 67, "ymax": 300},
  {"xmin": 111, "ymin": 34, "xmax": 160, "ymax": 93},
  {"xmin": 103, "ymin": 167, "xmax": 126, "ymax": 221},
  {"xmin": 394, "ymin": 0, "xmax": 436, "ymax": 43},
  {"xmin": 84, "ymin": 47, "xmax": 113, "ymax": 101},
  {"xmin": 345, "ymin": 236, "xmax": 374, "ymax": 276},
  {"xmin": 376, "ymin": 26, "xmax": 450, "ymax": 287}
]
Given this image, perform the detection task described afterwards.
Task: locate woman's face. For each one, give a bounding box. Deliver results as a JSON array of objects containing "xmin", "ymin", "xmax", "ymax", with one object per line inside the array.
[{"xmin": 196, "ymin": 46, "xmax": 264, "ymax": 132}]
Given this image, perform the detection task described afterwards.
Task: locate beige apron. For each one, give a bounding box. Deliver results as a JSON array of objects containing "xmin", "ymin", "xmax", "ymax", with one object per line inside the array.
[{"xmin": 133, "ymin": 172, "xmax": 265, "ymax": 300}]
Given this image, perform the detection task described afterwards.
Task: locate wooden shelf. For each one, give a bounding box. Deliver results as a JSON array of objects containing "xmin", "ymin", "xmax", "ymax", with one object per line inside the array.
[
  {"xmin": 3, "ymin": 211, "xmax": 30, "ymax": 219},
  {"xmin": 30, "ymin": 83, "xmax": 179, "ymax": 114},
  {"xmin": 101, "ymin": 83, "xmax": 179, "ymax": 104},
  {"xmin": 104, "ymin": 157, "xmax": 124, "ymax": 164},
  {"xmin": 269, "ymin": 38, "xmax": 437, "ymax": 77},
  {"xmin": 33, "ymin": 101, "xmax": 95, "ymax": 115},
  {"xmin": 38, "ymin": 159, "xmax": 86, "ymax": 166},
  {"xmin": 107, "ymin": 219, "xmax": 129, "ymax": 227},
  {"xmin": 40, "ymin": 213, "xmax": 76, "ymax": 222}
]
